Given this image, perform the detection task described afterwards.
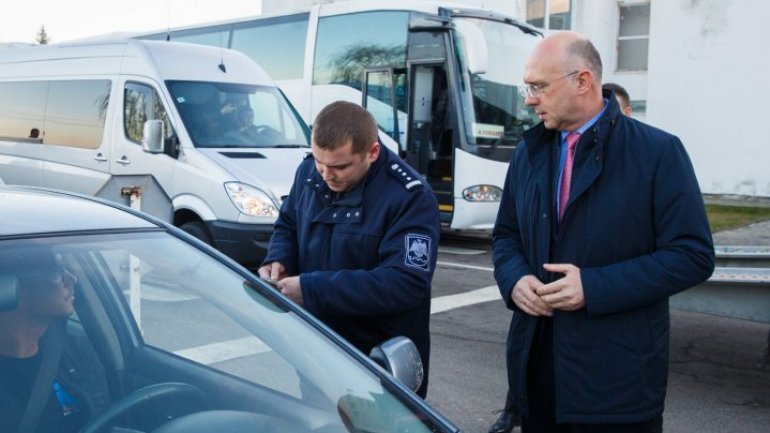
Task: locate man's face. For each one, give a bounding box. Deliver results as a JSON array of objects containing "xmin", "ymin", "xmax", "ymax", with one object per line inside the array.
[
  {"xmin": 522, "ymin": 48, "xmax": 581, "ymax": 131},
  {"xmin": 20, "ymin": 267, "xmax": 77, "ymax": 320},
  {"xmin": 312, "ymin": 139, "xmax": 379, "ymax": 192}
]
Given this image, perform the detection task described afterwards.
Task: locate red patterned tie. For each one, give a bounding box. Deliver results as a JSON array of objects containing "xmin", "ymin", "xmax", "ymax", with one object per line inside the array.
[{"xmin": 559, "ymin": 132, "xmax": 580, "ymax": 221}]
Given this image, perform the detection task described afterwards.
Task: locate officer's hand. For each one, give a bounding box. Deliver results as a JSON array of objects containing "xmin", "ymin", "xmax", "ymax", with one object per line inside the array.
[
  {"xmin": 511, "ymin": 274, "xmax": 552, "ymax": 317},
  {"xmin": 277, "ymin": 276, "xmax": 303, "ymax": 305},
  {"xmin": 258, "ymin": 262, "xmax": 288, "ymax": 281},
  {"xmin": 537, "ymin": 263, "xmax": 585, "ymax": 311}
]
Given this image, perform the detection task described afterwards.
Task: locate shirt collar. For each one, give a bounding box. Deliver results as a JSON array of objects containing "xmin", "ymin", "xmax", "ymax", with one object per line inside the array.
[{"xmin": 560, "ymin": 98, "xmax": 609, "ymax": 141}]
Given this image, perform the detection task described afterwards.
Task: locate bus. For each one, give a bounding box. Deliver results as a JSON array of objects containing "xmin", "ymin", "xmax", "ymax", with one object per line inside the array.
[{"xmin": 137, "ymin": 1, "xmax": 541, "ymax": 232}]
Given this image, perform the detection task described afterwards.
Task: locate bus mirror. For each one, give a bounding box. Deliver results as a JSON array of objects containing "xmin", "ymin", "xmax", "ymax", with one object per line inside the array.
[
  {"xmin": 453, "ymin": 20, "xmax": 488, "ymax": 75},
  {"xmin": 142, "ymin": 120, "xmax": 165, "ymax": 154}
]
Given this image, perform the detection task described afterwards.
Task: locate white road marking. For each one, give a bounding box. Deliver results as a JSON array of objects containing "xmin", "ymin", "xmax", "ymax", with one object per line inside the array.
[
  {"xmin": 174, "ymin": 336, "xmax": 269, "ymax": 364},
  {"xmin": 124, "ymin": 284, "xmax": 199, "ymax": 302},
  {"xmin": 437, "ymin": 246, "xmax": 486, "ymax": 255},
  {"xmin": 430, "ymin": 285, "xmax": 501, "ymax": 314},
  {"xmin": 436, "ymin": 260, "xmax": 494, "ymax": 272},
  {"xmin": 174, "ymin": 285, "xmax": 504, "ymax": 365}
]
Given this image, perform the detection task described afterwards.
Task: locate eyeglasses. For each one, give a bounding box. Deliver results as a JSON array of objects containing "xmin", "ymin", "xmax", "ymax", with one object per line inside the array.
[{"xmin": 519, "ymin": 71, "xmax": 579, "ymax": 99}]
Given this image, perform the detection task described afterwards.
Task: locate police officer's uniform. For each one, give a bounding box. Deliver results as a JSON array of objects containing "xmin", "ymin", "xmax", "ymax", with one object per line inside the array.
[{"xmin": 264, "ymin": 146, "xmax": 440, "ymax": 397}]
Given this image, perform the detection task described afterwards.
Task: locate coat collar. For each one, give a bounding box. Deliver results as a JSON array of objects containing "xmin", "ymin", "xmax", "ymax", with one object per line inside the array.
[{"xmin": 521, "ymin": 90, "xmax": 623, "ymax": 216}]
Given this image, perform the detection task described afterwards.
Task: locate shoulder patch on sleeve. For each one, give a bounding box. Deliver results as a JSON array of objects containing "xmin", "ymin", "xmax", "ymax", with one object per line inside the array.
[
  {"xmin": 388, "ymin": 162, "xmax": 423, "ymax": 190},
  {"xmin": 404, "ymin": 234, "xmax": 431, "ymax": 271}
]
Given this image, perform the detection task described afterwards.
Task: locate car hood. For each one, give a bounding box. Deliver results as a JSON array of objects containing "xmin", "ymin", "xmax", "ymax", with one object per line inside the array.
[{"xmin": 198, "ymin": 147, "xmax": 310, "ymax": 199}]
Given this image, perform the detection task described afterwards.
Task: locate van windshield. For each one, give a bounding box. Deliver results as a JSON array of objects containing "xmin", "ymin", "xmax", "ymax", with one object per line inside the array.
[{"xmin": 168, "ymin": 81, "xmax": 310, "ymax": 149}]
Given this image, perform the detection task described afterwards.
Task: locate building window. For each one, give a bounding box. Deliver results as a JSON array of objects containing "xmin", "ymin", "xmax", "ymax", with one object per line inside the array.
[
  {"xmin": 526, "ymin": 0, "xmax": 572, "ymax": 31},
  {"xmin": 617, "ymin": 2, "xmax": 650, "ymax": 71}
]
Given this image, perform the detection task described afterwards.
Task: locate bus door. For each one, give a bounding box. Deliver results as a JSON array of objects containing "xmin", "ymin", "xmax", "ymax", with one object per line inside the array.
[
  {"xmin": 405, "ymin": 23, "xmax": 454, "ymax": 225},
  {"xmin": 362, "ymin": 67, "xmax": 407, "ymax": 154},
  {"xmin": 406, "ymin": 63, "xmax": 453, "ymax": 221}
]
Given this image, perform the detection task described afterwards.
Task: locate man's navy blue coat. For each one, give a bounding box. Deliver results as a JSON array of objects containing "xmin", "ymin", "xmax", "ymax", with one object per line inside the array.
[
  {"xmin": 264, "ymin": 146, "xmax": 439, "ymax": 395},
  {"xmin": 492, "ymin": 92, "xmax": 714, "ymax": 423}
]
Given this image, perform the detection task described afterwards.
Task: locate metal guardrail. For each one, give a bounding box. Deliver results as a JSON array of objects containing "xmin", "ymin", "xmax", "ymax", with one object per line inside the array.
[
  {"xmin": 671, "ymin": 247, "xmax": 770, "ymax": 366},
  {"xmin": 714, "ymin": 245, "xmax": 770, "ymax": 268},
  {"xmin": 670, "ymin": 267, "xmax": 770, "ymax": 324},
  {"xmin": 671, "ymin": 246, "xmax": 770, "ymax": 323}
]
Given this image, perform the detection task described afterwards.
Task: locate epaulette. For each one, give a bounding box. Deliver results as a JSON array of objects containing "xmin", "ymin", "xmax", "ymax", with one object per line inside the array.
[{"xmin": 387, "ymin": 162, "xmax": 423, "ymax": 191}]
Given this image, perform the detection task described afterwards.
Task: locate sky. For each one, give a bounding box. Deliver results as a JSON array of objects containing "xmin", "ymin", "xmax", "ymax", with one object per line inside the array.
[{"xmin": 0, "ymin": 0, "xmax": 263, "ymax": 44}]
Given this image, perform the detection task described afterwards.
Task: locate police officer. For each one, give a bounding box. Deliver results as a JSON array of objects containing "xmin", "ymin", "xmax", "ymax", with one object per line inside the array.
[{"xmin": 259, "ymin": 101, "xmax": 440, "ymax": 398}]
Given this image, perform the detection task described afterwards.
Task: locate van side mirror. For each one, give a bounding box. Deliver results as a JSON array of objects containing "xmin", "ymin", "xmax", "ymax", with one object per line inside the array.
[
  {"xmin": 142, "ymin": 120, "xmax": 165, "ymax": 154},
  {"xmin": 453, "ymin": 20, "xmax": 488, "ymax": 75},
  {"xmin": 369, "ymin": 336, "xmax": 424, "ymax": 392}
]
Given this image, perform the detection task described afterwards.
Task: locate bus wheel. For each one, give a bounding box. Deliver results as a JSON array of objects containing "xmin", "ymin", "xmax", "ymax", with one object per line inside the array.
[{"xmin": 180, "ymin": 221, "xmax": 213, "ymax": 246}]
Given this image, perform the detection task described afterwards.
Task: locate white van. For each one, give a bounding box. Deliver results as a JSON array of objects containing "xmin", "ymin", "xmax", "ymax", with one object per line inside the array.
[{"xmin": 0, "ymin": 39, "xmax": 310, "ymax": 268}]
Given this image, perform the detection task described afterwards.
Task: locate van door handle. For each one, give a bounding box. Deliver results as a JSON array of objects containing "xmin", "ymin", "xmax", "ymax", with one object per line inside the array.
[
  {"xmin": 94, "ymin": 153, "xmax": 108, "ymax": 162},
  {"xmin": 115, "ymin": 156, "xmax": 131, "ymax": 166}
]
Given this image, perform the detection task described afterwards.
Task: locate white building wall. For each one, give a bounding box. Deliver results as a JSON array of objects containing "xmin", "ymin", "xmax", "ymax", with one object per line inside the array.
[{"xmin": 646, "ymin": 0, "xmax": 770, "ymax": 197}]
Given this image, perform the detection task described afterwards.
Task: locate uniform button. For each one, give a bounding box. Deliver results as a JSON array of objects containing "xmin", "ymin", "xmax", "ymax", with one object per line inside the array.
[
  {"xmin": 324, "ymin": 194, "xmax": 329, "ymax": 198},
  {"xmin": 332, "ymin": 213, "xmax": 337, "ymax": 218},
  {"xmin": 407, "ymin": 177, "xmax": 412, "ymax": 180},
  {"xmin": 346, "ymin": 212, "xmax": 351, "ymax": 217},
  {"xmin": 315, "ymin": 184, "xmax": 320, "ymax": 187},
  {"xmin": 542, "ymin": 213, "xmax": 547, "ymax": 219},
  {"xmin": 355, "ymin": 211, "xmax": 360, "ymax": 216}
]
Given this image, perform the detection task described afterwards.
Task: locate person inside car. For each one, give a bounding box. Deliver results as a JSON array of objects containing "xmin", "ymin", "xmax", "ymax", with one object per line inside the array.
[{"xmin": 0, "ymin": 248, "xmax": 110, "ymax": 433}]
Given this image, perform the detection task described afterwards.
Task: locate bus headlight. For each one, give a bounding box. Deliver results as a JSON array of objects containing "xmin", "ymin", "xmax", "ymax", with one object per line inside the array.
[
  {"xmin": 462, "ymin": 185, "xmax": 502, "ymax": 202},
  {"xmin": 224, "ymin": 182, "xmax": 280, "ymax": 217}
]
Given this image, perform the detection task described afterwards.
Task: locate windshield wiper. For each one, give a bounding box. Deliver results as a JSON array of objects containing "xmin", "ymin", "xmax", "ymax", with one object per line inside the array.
[{"xmin": 485, "ymin": 131, "xmax": 519, "ymax": 155}]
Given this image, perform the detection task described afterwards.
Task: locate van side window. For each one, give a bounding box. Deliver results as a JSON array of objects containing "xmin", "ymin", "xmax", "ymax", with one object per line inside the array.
[
  {"xmin": 0, "ymin": 81, "xmax": 48, "ymax": 142},
  {"xmin": 45, "ymin": 80, "xmax": 111, "ymax": 149},
  {"xmin": 0, "ymin": 80, "xmax": 109, "ymax": 148},
  {"xmin": 124, "ymin": 83, "xmax": 173, "ymax": 144}
]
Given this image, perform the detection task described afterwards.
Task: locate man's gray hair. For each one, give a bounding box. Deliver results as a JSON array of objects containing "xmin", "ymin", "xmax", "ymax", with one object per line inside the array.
[{"xmin": 567, "ymin": 38, "xmax": 603, "ymax": 82}]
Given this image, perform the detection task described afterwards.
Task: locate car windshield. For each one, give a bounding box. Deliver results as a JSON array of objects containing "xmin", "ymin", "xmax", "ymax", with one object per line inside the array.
[
  {"xmin": 453, "ymin": 17, "xmax": 540, "ymax": 154},
  {"xmin": 168, "ymin": 80, "xmax": 310, "ymax": 149},
  {"xmin": 0, "ymin": 231, "xmax": 444, "ymax": 433}
]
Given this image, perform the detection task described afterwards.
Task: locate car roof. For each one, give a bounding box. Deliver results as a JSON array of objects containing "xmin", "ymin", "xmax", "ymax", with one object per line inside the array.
[{"xmin": 0, "ymin": 186, "xmax": 159, "ymax": 236}]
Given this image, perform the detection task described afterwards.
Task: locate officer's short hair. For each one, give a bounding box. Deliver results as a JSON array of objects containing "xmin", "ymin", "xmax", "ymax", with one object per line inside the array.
[
  {"xmin": 602, "ymin": 82, "xmax": 631, "ymax": 110},
  {"xmin": 313, "ymin": 101, "xmax": 378, "ymax": 154}
]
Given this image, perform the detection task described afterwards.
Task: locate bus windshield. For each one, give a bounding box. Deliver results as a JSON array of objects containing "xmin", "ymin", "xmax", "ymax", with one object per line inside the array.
[
  {"xmin": 167, "ymin": 81, "xmax": 310, "ymax": 149},
  {"xmin": 453, "ymin": 17, "xmax": 540, "ymax": 156}
]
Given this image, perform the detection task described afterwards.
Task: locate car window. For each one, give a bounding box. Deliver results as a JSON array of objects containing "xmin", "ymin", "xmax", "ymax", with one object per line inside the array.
[{"xmin": 0, "ymin": 232, "xmax": 444, "ymax": 433}]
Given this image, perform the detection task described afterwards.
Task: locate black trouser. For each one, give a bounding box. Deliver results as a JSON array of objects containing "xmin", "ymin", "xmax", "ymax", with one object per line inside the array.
[{"xmin": 523, "ymin": 318, "xmax": 663, "ymax": 433}]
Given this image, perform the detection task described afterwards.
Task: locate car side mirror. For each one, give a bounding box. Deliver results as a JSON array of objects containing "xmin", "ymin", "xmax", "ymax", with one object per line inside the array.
[
  {"xmin": 142, "ymin": 120, "xmax": 165, "ymax": 154},
  {"xmin": 369, "ymin": 336, "xmax": 424, "ymax": 393}
]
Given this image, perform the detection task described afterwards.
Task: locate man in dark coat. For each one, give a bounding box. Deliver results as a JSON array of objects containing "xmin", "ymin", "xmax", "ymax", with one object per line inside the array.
[
  {"xmin": 492, "ymin": 31, "xmax": 714, "ymax": 432},
  {"xmin": 259, "ymin": 101, "xmax": 440, "ymax": 397}
]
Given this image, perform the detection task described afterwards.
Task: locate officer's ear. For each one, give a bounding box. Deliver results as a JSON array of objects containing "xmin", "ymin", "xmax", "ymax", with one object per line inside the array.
[{"xmin": 366, "ymin": 141, "xmax": 380, "ymax": 163}]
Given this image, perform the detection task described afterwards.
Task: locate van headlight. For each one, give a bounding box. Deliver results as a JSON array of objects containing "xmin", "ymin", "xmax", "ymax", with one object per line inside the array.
[
  {"xmin": 224, "ymin": 182, "xmax": 280, "ymax": 217},
  {"xmin": 462, "ymin": 185, "xmax": 502, "ymax": 202}
]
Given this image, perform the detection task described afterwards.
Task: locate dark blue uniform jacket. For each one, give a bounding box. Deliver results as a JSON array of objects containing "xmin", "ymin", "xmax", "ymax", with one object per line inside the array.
[
  {"xmin": 492, "ymin": 92, "xmax": 715, "ymax": 423},
  {"xmin": 265, "ymin": 146, "xmax": 439, "ymax": 391}
]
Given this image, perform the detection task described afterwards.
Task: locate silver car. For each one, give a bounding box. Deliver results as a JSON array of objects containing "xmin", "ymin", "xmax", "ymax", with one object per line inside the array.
[{"xmin": 0, "ymin": 186, "xmax": 459, "ymax": 433}]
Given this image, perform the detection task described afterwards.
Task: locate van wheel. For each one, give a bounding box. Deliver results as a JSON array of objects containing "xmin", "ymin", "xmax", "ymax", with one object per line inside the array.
[{"xmin": 180, "ymin": 221, "xmax": 213, "ymax": 246}]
